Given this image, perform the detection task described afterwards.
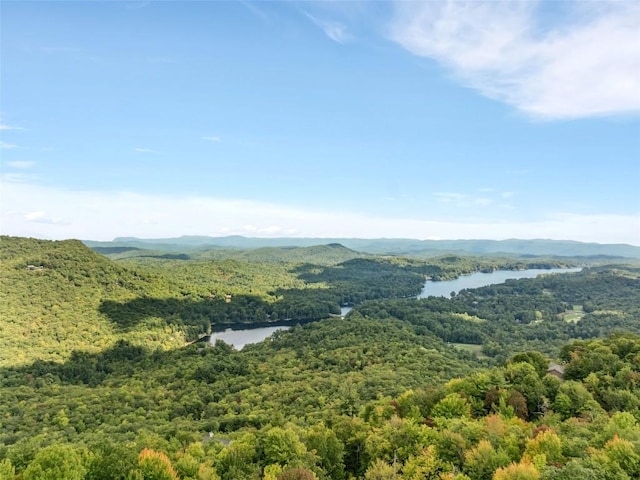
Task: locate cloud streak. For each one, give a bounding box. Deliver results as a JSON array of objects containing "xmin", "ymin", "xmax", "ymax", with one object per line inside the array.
[
  {"xmin": 134, "ymin": 147, "xmax": 158, "ymax": 154},
  {"xmin": 390, "ymin": 1, "xmax": 640, "ymax": 119},
  {"xmin": 0, "ymin": 123, "xmax": 24, "ymax": 131},
  {"xmin": 5, "ymin": 161, "xmax": 35, "ymax": 169},
  {"xmin": 434, "ymin": 190, "xmax": 516, "ymax": 210},
  {"xmin": 305, "ymin": 12, "xmax": 351, "ymax": 44},
  {"xmin": 1, "ymin": 180, "xmax": 638, "ymax": 245},
  {"xmin": 24, "ymin": 211, "xmax": 70, "ymax": 226}
]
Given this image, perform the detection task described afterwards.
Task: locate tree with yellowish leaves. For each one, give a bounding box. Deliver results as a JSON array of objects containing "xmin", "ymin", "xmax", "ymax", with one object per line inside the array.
[
  {"xmin": 523, "ymin": 430, "xmax": 563, "ymax": 468},
  {"xmin": 492, "ymin": 461, "xmax": 540, "ymax": 480},
  {"xmin": 137, "ymin": 448, "xmax": 179, "ymax": 480}
]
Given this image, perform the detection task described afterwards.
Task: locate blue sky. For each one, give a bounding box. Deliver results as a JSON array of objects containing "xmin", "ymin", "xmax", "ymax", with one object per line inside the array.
[{"xmin": 1, "ymin": 0, "xmax": 639, "ymax": 244}]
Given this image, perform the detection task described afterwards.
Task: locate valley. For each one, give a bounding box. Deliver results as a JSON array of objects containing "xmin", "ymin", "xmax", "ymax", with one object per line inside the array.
[{"xmin": 1, "ymin": 235, "xmax": 639, "ymax": 479}]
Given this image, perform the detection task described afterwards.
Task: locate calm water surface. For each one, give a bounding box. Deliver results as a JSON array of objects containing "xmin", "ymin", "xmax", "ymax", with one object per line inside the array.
[
  {"xmin": 209, "ymin": 326, "xmax": 290, "ymax": 350},
  {"xmin": 418, "ymin": 267, "xmax": 581, "ymax": 298}
]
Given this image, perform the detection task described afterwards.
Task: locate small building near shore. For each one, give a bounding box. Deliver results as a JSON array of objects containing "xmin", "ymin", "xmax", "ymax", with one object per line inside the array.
[{"xmin": 547, "ymin": 362, "xmax": 565, "ymax": 380}]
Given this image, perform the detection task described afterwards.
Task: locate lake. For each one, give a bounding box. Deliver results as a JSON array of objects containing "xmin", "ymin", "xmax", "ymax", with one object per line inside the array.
[
  {"xmin": 209, "ymin": 326, "xmax": 290, "ymax": 350},
  {"xmin": 210, "ymin": 267, "xmax": 581, "ymax": 349},
  {"xmin": 418, "ymin": 267, "xmax": 582, "ymax": 298}
]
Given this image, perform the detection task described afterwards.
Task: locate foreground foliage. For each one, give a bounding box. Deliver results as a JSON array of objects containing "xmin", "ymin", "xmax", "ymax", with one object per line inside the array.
[{"xmin": 1, "ymin": 332, "xmax": 639, "ymax": 479}]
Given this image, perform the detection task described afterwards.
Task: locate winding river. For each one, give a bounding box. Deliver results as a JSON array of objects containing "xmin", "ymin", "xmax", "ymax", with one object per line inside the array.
[{"xmin": 209, "ymin": 267, "xmax": 581, "ymax": 349}]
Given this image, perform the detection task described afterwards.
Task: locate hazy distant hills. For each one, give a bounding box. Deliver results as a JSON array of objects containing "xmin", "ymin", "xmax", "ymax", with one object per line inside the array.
[{"xmin": 85, "ymin": 236, "xmax": 640, "ymax": 259}]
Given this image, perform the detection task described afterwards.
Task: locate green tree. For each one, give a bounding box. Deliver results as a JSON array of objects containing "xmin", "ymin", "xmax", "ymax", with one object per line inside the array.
[
  {"xmin": 552, "ymin": 381, "xmax": 603, "ymax": 420},
  {"xmin": 540, "ymin": 458, "xmax": 611, "ymax": 480},
  {"xmin": 262, "ymin": 427, "xmax": 308, "ymax": 466},
  {"xmin": 305, "ymin": 424, "xmax": 345, "ymax": 480},
  {"xmin": 505, "ymin": 362, "xmax": 545, "ymax": 419},
  {"xmin": 432, "ymin": 394, "xmax": 472, "ymax": 419},
  {"xmin": 464, "ymin": 440, "xmax": 510, "ymax": 480},
  {"xmin": 364, "ymin": 417, "xmax": 429, "ymax": 465},
  {"xmin": 509, "ymin": 352, "xmax": 548, "ymax": 379},
  {"xmin": 402, "ymin": 445, "xmax": 450, "ymax": 480},
  {"xmin": 603, "ymin": 435, "xmax": 640, "ymax": 478},
  {"xmin": 216, "ymin": 433, "xmax": 259, "ymax": 480},
  {"xmin": 23, "ymin": 445, "xmax": 86, "ymax": 480},
  {"xmin": 0, "ymin": 459, "xmax": 15, "ymax": 480},
  {"xmin": 85, "ymin": 442, "xmax": 138, "ymax": 480},
  {"xmin": 364, "ymin": 460, "xmax": 397, "ymax": 480},
  {"xmin": 277, "ymin": 467, "xmax": 318, "ymax": 480}
]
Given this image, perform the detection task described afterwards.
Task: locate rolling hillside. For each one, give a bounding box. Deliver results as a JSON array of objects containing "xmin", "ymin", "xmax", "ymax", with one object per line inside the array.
[{"xmin": 0, "ymin": 236, "xmax": 208, "ymax": 366}]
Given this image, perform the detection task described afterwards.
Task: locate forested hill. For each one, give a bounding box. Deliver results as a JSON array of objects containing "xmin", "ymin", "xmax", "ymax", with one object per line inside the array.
[
  {"xmin": 0, "ymin": 236, "xmax": 211, "ymax": 366},
  {"xmin": 95, "ymin": 243, "xmax": 364, "ymax": 265},
  {"xmin": 88, "ymin": 236, "xmax": 640, "ymax": 258}
]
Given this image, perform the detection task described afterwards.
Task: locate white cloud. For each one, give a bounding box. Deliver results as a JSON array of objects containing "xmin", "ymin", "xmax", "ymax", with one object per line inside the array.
[
  {"xmin": 261, "ymin": 225, "xmax": 284, "ymax": 235},
  {"xmin": 1, "ymin": 180, "xmax": 638, "ymax": 245},
  {"xmin": 0, "ymin": 123, "xmax": 23, "ymax": 130},
  {"xmin": 434, "ymin": 192, "xmax": 494, "ymax": 208},
  {"xmin": 202, "ymin": 135, "xmax": 221, "ymax": 142},
  {"xmin": 305, "ymin": 12, "xmax": 351, "ymax": 44},
  {"xmin": 0, "ymin": 141, "xmax": 20, "ymax": 149},
  {"xmin": 24, "ymin": 211, "xmax": 46, "ymax": 221},
  {"xmin": 134, "ymin": 147, "xmax": 158, "ymax": 153},
  {"xmin": 390, "ymin": 1, "xmax": 640, "ymax": 119},
  {"xmin": 5, "ymin": 161, "xmax": 35, "ymax": 169},
  {"xmin": 24, "ymin": 211, "xmax": 70, "ymax": 226}
]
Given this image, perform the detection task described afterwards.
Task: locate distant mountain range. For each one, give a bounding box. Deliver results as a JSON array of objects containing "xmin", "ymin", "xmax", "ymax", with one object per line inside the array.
[{"xmin": 83, "ymin": 236, "xmax": 640, "ymax": 259}]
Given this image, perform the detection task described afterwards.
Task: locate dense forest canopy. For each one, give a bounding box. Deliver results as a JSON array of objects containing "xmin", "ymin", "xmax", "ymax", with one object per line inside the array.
[{"xmin": 1, "ymin": 235, "xmax": 639, "ymax": 479}]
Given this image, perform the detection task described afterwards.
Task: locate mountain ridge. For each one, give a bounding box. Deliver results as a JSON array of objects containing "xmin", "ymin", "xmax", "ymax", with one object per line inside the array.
[{"xmin": 85, "ymin": 236, "xmax": 640, "ymax": 258}]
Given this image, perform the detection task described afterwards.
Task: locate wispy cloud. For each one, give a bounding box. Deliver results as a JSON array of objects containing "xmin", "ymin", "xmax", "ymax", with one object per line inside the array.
[
  {"xmin": 238, "ymin": 0, "xmax": 272, "ymax": 24},
  {"xmin": 0, "ymin": 123, "xmax": 24, "ymax": 131},
  {"xmin": 390, "ymin": 1, "xmax": 640, "ymax": 119},
  {"xmin": 202, "ymin": 135, "xmax": 221, "ymax": 143},
  {"xmin": 2, "ymin": 180, "xmax": 638, "ymax": 244},
  {"xmin": 0, "ymin": 141, "xmax": 21, "ymax": 150},
  {"xmin": 24, "ymin": 211, "xmax": 70, "ymax": 226},
  {"xmin": 5, "ymin": 161, "xmax": 35, "ymax": 169},
  {"xmin": 434, "ymin": 192, "xmax": 494, "ymax": 208},
  {"xmin": 1, "ymin": 173, "xmax": 31, "ymax": 183},
  {"xmin": 124, "ymin": 1, "xmax": 154, "ymax": 11},
  {"xmin": 305, "ymin": 12, "xmax": 351, "ymax": 44},
  {"xmin": 242, "ymin": 224, "xmax": 285, "ymax": 235},
  {"xmin": 134, "ymin": 147, "xmax": 159, "ymax": 154}
]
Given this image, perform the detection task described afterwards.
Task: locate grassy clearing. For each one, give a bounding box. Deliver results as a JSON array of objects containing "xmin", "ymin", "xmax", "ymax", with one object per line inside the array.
[
  {"xmin": 561, "ymin": 305, "xmax": 585, "ymax": 323},
  {"xmin": 451, "ymin": 312, "xmax": 486, "ymax": 323},
  {"xmin": 450, "ymin": 343, "xmax": 488, "ymax": 358}
]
